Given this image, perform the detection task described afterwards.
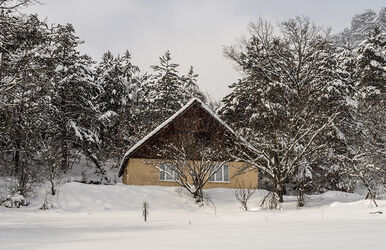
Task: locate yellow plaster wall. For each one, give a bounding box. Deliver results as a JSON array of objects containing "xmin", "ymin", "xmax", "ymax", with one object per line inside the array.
[{"xmin": 122, "ymin": 158, "xmax": 258, "ymax": 189}]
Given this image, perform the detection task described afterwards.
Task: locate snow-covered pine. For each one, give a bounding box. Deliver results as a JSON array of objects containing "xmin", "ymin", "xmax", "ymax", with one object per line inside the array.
[
  {"xmin": 0, "ymin": 14, "xmax": 50, "ymax": 196},
  {"xmin": 35, "ymin": 24, "xmax": 102, "ymax": 177},
  {"xmin": 96, "ymin": 50, "xmax": 140, "ymax": 113},
  {"xmin": 180, "ymin": 66, "xmax": 208, "ymax": 104},
  {"xmin": 142, "ymin": 51, "xmax": 207, "ymax": 131},
  {"xmin": 343, "ymin": 27, "xmax": 386, "ymax": 201},
  {"xmin": 95, "ymin": 50, "xmax": 142, "ymax": 167},
  {"xmin": 355, "ymin": 27, "xmax": 386, "ymax": 101}
]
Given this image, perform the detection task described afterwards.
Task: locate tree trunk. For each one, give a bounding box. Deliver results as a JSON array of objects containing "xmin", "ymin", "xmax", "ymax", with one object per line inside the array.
[
  {"xmin": 60, "ymin": 133, "xmax": 68, "ymax": 172},
  {"xmin": 85, "ymin": 149, "xmax": 102, "ymax": 170},
  {"xmin": 364, "ymin": 182, "xmax": 378, "ymax": 207},
  {"xmin": 278, "ymin": 190, "xmax": 284, "ymax": 203},
  {"xmin": 50, "ymin": 179, "xmax": 56, "ymax": 196},
  {"xmin": 15, "ymin": 150, "xmax": 27, "ymax": 196},
  {"xmin": 194, "ymin": 188, "xmax": 204, "ymax": 203},
  {"xmin": 276, "ymin": 182, "xmax": 285, "ymax": 203},
  {"xmin": 14, "ymin": 150, "xmax": 20, "ymax": 176}
]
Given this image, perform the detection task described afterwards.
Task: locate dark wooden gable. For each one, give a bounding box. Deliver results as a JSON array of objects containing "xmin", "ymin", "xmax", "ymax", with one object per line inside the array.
[
  {"xmin": 130, "ymin": 101, "xmax": 234, "ymax": 159},
  {"xmin": 118, "ymin": 99, "xmax": 241, "ymax": 177}
]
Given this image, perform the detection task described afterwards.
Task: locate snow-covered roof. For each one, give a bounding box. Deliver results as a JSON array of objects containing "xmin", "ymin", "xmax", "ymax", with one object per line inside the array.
[{"xmin": 118, "ymin": 98, "xmax": 240, "ymax": 177}]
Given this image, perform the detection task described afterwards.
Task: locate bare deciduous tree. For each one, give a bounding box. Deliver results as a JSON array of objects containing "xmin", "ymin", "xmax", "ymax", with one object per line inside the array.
[
  {"xmin": 152, "ymin": 141, "xmax": 231, "ymax": 203},
  {"xmin": 343, "ymin": 157, "xmax": 385, "ymax": 207},
  {"xmin": 0, "ymin": 0, "xmax": 36, "ymax": 10},
  {"xmin": 235, "ymin": 113, "xmax": 338, "ymax": 203},
  {"xmin": 260, "ymin": 191, "xmax": 280, "ymax": 210},
  {"xmin": 221, "ymin": 17, "xmax": 353, "ymax": 203}
]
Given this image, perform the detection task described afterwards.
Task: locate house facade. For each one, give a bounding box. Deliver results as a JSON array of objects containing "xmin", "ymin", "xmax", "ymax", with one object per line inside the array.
[{"xmin": 118, "ymin": 98, "xmax": 258, "ymax": 189}]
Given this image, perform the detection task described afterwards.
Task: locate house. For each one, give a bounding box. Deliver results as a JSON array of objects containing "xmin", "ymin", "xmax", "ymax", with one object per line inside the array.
[{"xmin": 118, "ymin": 98, "xmax": 258, "ymax": 189}]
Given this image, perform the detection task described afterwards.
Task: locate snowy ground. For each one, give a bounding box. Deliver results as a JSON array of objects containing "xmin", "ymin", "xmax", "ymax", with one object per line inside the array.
[{"xmin": 0, "ymin": 183, "xmax": 385, "ymax": 250}]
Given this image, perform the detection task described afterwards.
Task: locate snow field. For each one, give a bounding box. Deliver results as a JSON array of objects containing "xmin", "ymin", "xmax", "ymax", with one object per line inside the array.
[{"xmin": 0, "ymin": 182, "xmax": 385, "ymax": 250}]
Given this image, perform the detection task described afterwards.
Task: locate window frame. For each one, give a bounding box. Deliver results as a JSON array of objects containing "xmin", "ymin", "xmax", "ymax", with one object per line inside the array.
[
  {"xmin": 209, "ymin": 164, "xmax": 230, "ymax": 183},
  {"xmin": 159, "ymin": 163, "xmax": 178, "ymax": 182}
]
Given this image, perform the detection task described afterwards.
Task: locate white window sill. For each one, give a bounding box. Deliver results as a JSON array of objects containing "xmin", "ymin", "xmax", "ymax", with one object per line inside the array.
[{"xmin": 159, "ymin": 179, "xmax": 176, "ymax": 182}]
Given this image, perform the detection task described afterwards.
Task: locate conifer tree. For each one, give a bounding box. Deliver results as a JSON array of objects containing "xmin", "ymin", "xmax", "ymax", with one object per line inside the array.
[
  {"xmin": 146, "ymin": 51, "xmax": 183, "ymax": 124},
  {"xmin": 347, "ymin": 27, "xmax": 386, "ymax": 195},
  {"xmin": 96, "ymin": 50, "xmax": 142, "ymax": 165},
  {"xmin": 0, "ymin": 14, "xmax": 49, "ymax": 195},
  {"xmin": 143, "ymin": 51, "xmax": 206, "ymax": 129},
  {"xmin": 181, "ymin": 66, "xmax": 207, "ymax": 103},
  {"xmin": 38, "ymin": 24, "xmax": 101, "ymax": 172}
]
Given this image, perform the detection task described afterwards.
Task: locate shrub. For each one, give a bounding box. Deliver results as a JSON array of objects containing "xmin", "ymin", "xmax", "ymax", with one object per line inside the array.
[{"xmin": 2, "ymin": 193, "xmax": 29, "ymax": 208}]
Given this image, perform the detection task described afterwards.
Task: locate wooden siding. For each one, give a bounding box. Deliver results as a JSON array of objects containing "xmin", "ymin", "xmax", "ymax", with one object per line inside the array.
[{"xmin": 123, "ymin": 158, "xmax": 258, "ymax": 189}]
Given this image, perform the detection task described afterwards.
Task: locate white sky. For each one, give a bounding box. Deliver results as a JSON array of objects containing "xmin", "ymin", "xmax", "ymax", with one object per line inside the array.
[{"xmin": 25, "ymin": 0, "xmax": 385, "ymax": 100}]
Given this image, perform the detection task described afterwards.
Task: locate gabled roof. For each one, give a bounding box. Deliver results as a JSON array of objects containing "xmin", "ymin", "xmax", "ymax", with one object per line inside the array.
[{"xmin": 118, "ymin": 98, "xmax": 240, "ymax": 177}]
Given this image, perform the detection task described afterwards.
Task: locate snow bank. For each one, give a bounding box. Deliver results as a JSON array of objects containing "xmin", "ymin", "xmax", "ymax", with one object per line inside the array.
[
  {"xmin": 56, "ymin": 183, "xmax": 195, "ymax": 212},
  {"xmin": 0, "ymin": 183, "xmax": 385, "ymax": 250},
  {"xmin": 2, "ymin": 182, "xmax": 382, "ymax": 214}
]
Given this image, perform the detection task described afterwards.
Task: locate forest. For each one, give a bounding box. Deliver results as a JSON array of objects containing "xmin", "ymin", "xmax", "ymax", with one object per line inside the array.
[{"xmin": 0, "ymin": 0, "xmax": 385, "ymax": 208}]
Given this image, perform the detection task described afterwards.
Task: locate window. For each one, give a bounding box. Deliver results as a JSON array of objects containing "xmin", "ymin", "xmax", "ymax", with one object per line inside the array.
[
  {"xmin": 209, "ymin": 165, "xmax": 229, "ymax": 182},
  {"xmin": 159, "ymin": 163, "xmax": 178, "ymax": 181}
]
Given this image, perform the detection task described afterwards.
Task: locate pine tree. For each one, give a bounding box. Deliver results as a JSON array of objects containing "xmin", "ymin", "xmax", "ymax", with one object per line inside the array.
[
  {"xmin": 96, "ymin": 50, "xmax": 142, "ymax": 165},
  {"xmin": 146, "ymin": 51, "xmax": 183, "ymax": 124},
  {"xmin": 349, "ymin": 27, "xmax": 386, "ymax": 194},
  {"xmin": 0, "ymin": 14, "xmax": 49, "ymax": 195},
  {"xmin": 143, "ymin": 51, "xmax": 206, "ymax": 130},
  {"xmin": 97, "ymin": 50, "xmax": 140, "ymax": 113},
  {"xmin": 38, "ymin": 24, "xmax": 101, "ymax": 173},
  {"xmin": 355, "ymin": 27, "xmax": 386, "ymax": 101},
  {"xmin": 180, "ymin": 66, "xmax": 207, "ymax": 103}
]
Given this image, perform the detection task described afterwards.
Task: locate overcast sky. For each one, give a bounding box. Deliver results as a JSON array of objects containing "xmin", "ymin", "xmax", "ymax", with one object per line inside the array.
[{"xmin": 25, "ymin": 0, "xmax": 385, "ymax": 100}]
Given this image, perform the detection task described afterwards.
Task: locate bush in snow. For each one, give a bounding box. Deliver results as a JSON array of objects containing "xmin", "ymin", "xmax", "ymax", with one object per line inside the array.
[
  {"xmin": 233, "ymin": 182, "xmax": 257, "ymax": 211},
  {"xmin": 2, "ymin": 193, "xmax": 29, "ymax": 208}
]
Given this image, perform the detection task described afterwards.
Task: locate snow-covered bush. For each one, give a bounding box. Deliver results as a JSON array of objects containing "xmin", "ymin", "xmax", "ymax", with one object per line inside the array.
[
  {"xmin": 63, "ymin": 157, "xmax": 119, "ymax": 185},
  {"xmin": 80, "ymin": 166, "xmax": 118, "ymax": 185},
  {"xmin": 40, "ymin": 200, "xmax": 50, "ymax": 210},
  {"xmin": 2, "ymin": 193, "xmax": 29, "ymax": 208}
]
